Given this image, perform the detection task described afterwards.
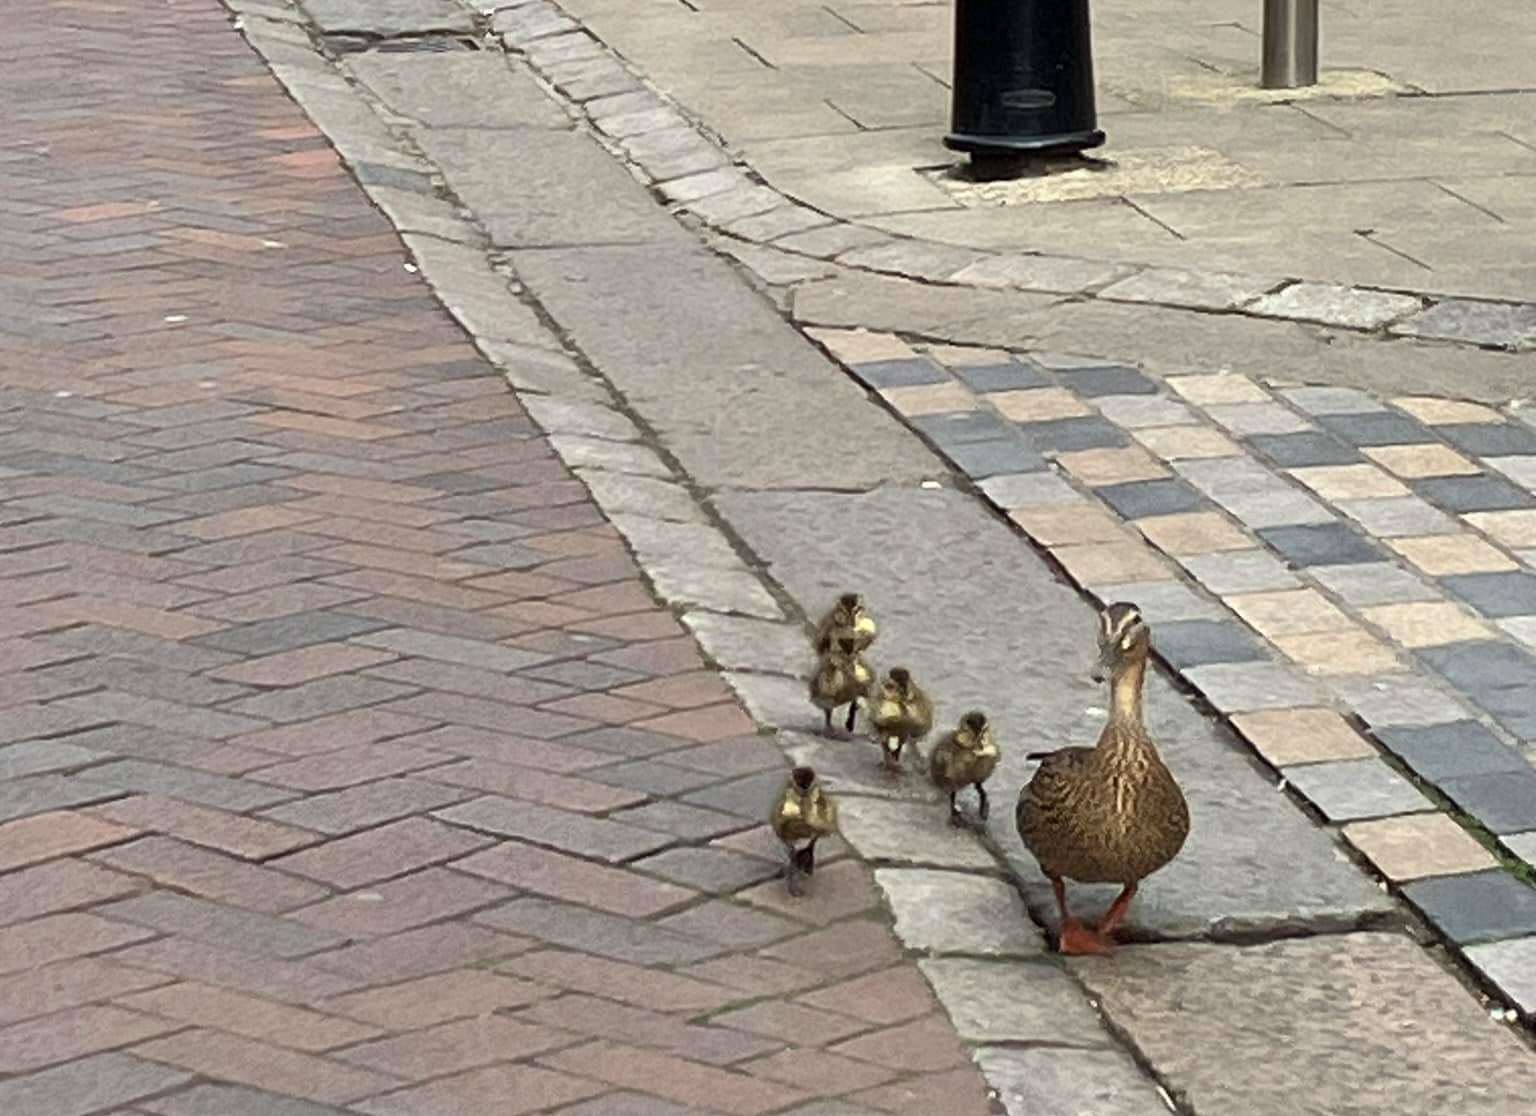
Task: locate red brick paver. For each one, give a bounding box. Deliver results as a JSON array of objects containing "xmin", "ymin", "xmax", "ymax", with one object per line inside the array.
[{"xmin": 0, "ymin": 2, "xmax": 995, "ymax": 1113}]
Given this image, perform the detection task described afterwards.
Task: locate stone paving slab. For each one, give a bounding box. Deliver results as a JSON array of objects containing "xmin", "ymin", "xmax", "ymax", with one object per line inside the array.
[{"xmin": 1074, "ymin": 933, "xmax": 1536, "ymax": 1115}]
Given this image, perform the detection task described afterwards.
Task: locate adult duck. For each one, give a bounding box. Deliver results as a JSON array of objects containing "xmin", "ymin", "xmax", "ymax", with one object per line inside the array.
[{"xmin": 1016, "ymin": 602, "xmax": 1189, "ymax": 955}]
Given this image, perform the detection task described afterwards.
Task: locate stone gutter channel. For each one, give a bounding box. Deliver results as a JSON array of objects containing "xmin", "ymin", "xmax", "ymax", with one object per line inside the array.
[{"xmin": 229, "ymin": 0, "xmax": 1536, "ymax": 1108}]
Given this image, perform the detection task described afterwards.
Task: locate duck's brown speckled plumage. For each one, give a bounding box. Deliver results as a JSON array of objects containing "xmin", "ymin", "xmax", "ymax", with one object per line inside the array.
[
  {"xmin": 1017, "ymin": 604, "xmax": 1189, "ymax": 889},
  {"xmin": 1016, "ymin": 731, "xmax": 1188, "ymax": 885}
]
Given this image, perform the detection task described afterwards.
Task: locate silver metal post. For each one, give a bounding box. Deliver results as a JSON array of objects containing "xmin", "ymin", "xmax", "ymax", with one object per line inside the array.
[{"xmin": 1261, "ymin": 0, "xmax": 1318, "ymax": 89}]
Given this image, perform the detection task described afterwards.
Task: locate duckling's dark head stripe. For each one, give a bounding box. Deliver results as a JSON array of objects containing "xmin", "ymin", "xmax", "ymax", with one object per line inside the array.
[{"xmin": 1102, "ymin": 602, "xmax": 1143, "ymax": 643}]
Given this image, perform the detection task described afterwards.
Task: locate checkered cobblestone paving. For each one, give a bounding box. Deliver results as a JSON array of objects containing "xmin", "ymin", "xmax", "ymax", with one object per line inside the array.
[
  {"xmin": 0, "ymin": 4, "xmax": 1003, "ymax": 1113},
  {"xmin": 814, "ymin": 326, "xmax": 1536, "ymax": 1006}
]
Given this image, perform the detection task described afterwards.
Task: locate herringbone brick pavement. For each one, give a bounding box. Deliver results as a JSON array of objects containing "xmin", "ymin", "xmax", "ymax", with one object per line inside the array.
[{"xmin": 0, "ymin": 2, "xmax": 996, "ymax": 1113}]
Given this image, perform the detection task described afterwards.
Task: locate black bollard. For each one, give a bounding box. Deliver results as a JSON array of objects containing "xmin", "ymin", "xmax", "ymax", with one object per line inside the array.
[{"xmin": 944, "ymin": 0, "xmax": 1106, "ymax": 170}]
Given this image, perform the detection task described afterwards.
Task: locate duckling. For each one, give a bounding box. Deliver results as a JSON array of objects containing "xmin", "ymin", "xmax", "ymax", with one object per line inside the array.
[
  {"xmin": 869, "ymin": 666, "xmax": 934, "ymax": 768},
  {"xmin": 929, "ymin": 710, "xmax": 1000, "ymax": 825},
  {"xmin": 1015, "ymin": 603, "xmax": 1189, "ymax": 956},
  {"xmin": 771, "ymin": 765, "xmax": 838, "ymax": 897},
  {"xmin": 809, "ymin": 632, "xmax": 872, "ymax": 736},
  {"xmin": 814, "ymin": 592, "xmax": 876, "ymax": 654}
]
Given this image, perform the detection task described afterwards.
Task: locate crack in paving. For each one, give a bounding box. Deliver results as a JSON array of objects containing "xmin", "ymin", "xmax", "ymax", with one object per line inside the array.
[
  {"xmin": 1432, "ymin": 180, "xmax": 1507, "ymax": 225},
  {"xmin": 1118, "ymin": 196, "xmax": 1189, "ymax": 242},
  {"xmin": 1356, "ymin": 229, "xmax": 1434, "ymax": 271}
]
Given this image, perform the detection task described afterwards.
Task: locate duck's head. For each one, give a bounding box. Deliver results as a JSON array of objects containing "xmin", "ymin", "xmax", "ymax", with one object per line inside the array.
[
  {"xmin": 791, "ymin": 766, "xmax": 818, "ymax": 794},
  {"xmin": 1093, "ymin": 602, "xmax": 1149, "ymax": 683},
  {"xmin": 888, "ymin": 666, "xmax": 912, "ymax": 692}
]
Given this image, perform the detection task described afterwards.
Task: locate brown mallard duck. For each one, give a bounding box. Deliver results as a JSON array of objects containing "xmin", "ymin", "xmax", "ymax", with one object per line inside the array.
[
  {"xmin": 1015, "ymin": 603, "xmax": 1189, "ymax": 955},
  {"xmin": 771, "ymin": 765, "xmax": 838, "ymax": 896},
  {"xmin": 869, "ymin": 666, "xmax": 934, "ymax": 767},
  {"xmin": 929, "ymin": 711, "xmax": 1000, "ymax": 824},
  {"xmin": 814, "ymin": 592, "xmax": 876, "ymax": 653},
  {"xmin": 809, "ymin": 632, "xmax": 872, "ymax": 735}
]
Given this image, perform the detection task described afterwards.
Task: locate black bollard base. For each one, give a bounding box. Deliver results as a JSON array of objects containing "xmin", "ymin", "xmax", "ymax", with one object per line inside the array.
[
  {"xmin": 946, "ymin": 135, "xmax": 1107, "ymax": 183},
  {"xmin": 944, "ymin": 129, "xmax": 1106, "ymax": 160},
  {"xmin": 946, "ymin": 129, "xmax": 1106, "ymax": 179}
]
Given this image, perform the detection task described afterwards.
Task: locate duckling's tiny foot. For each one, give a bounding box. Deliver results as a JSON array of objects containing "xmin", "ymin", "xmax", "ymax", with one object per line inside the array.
[
  {"xmin": 785, "ymin": 863, "xmax": 806, "ymax": 897},
  {"xmin": 1057, "ymin": 918, "xmax": 1113, "ymax": 956},
  {"xmin": 792, "ymin": 842, "xmax": 817, "ymax": 876}
]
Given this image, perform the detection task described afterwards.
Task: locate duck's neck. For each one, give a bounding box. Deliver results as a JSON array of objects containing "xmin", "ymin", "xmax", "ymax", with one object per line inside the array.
[{"xmin": 1107, "ymin": 654, "xmax": 1148, "ymax": 731}]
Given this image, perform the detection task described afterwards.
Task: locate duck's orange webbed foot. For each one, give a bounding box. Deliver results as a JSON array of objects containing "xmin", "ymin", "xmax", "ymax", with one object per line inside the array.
[{"xmin": 1057, "ymin": 917, "xmax": 1114, "ymax": 956}]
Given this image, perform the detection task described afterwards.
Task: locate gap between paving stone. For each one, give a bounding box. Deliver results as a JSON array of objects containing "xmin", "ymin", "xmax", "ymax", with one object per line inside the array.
[{"xmin": 230, "ymin": 0, "xmax": 1536, "ymax": 1101}]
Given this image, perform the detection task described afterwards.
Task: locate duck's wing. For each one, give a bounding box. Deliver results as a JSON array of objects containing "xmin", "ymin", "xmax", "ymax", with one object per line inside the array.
[
  {"xmin": 1015, "ymin": 746, "xmax": 1095, "ymax": 861},
  {"xmin": 926, "ymin": 735, "xmax": 957, "ymax": 784},
  {"xmin": 1018, "ymin": 746, "xmax": 1094, "ymax": 811},
  {"xmin": 1025, "ymin": 744, "xmax": 1093, "ymax": 768}
]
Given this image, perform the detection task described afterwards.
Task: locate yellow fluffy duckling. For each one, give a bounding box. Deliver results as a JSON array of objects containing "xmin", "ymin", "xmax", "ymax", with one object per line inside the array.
[
  {"xmin": 809, "ymin": 632, "xmax": 872, "ymax": 736},
  {"xmin": 869, "ymin": 666, "xmax": 933, "ymax": 768},
  {"xmin": 930, "ymin": 710, "xmax": 1000, "ymax": 825},
  {"xmin": 814, "ymin": 592, "xmax": 876, "ymax": 653},
  {"xmin": 771, "ymin": 766, "xmax": 838, "ymax": 896}
]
